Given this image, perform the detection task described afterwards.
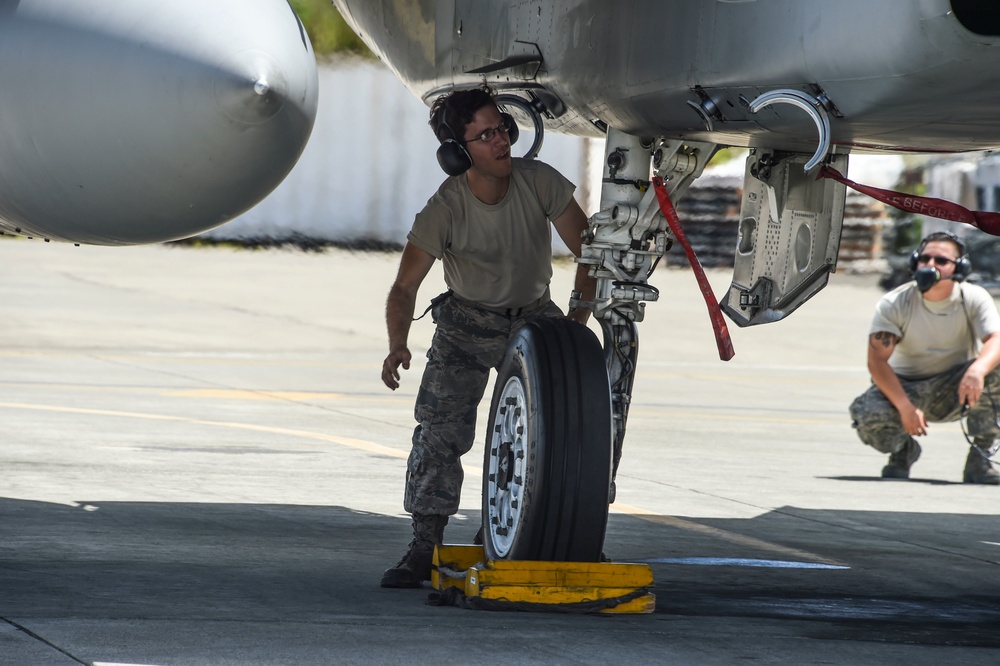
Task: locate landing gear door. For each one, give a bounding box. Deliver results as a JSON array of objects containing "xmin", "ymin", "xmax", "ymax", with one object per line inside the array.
[{"xmin": 721, "ymin": 150, "xmax": 848, "ymax": 327}]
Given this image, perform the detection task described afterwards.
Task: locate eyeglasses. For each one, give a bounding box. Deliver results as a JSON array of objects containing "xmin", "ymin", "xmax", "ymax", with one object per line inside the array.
[
  {"xmin": 465, "ymin": 119, "xmax": 510, "ymax": 144},
  {"xmin": 916, "ymin": 254, "xmax": 957, "ymax": 267}
]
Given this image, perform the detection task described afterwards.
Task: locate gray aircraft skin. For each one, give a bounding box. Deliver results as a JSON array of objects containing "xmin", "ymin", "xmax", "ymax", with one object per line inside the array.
[
  {"xmin": 333, "ymin": 0, "xmax": 1000, "ymax": 154},
  {"xmin": 333, "ymin": 0, "xmax": 1000, "ymax": 327},
  {"xmin": 0, "ymin": 0, "xmax": 318, "ymax": 245}
]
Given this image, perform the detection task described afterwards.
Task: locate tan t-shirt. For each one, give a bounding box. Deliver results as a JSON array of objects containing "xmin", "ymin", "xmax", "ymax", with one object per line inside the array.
[
  {"xmin": 407, "ymin": 158, "xmax": 575, "ymax": 309},
  {"xmin": 870, "ymin": 281, "xmax": 1000, "ymax": 379}
]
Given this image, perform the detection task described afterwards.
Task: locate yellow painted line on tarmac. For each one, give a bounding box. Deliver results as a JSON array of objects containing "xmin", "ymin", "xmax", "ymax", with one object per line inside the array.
[
  {"xmin": 0, "ymin": 349, "xmax": 376, "ymax": 368},
  {"xmin": 0, "ymin": 382, "xmax": 414, "ymax": 404},
  {"xmin": 612, "ymin": 502, "xmax": 846, "ymax": 567},
  {"xmin": 164, "ymin": 389, "xmax": 347, "ymax": 401},
  {"xmin": 1, "ymin": 382, "xmax": 834, "ymax": 422},
  {"xmin": 638, "ymin": 372, "xmax": 862, "ymax": 387},
  {"xmin": 0, "ymin": 401, "xmax": 840, "ymax": 563},
  {"xmin": 0, "ymin": 401, "xmax": 408, "ymax": 459},
  {"xmin": 627, "ymin": 407, "xmax": 842, "ymax": 426}
]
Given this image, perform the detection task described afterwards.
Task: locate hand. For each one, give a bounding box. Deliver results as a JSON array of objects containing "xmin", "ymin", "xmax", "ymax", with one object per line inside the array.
[
  {"xmin": 958, "ymin": 368, "xmax": 986, "ymax": 408},
  {"xmin": 382, "ymin": 346, "xmax": 411, "ymax": 390},
  {"xmin": 900, "ymin": 405, "xmax": 928, "ymax": 437}
]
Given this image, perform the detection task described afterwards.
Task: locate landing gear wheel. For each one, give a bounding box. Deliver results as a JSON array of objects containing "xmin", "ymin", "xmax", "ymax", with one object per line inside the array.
[{"xmin": 482, "ymin": 317, "xmax": 612, "ymax": 562}]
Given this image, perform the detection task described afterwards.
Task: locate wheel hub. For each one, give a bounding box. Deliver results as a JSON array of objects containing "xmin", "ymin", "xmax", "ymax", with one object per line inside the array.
[
  {"xmin": 486, "ymin": 375, "xmax": 528, "ymax": 557},
  {"xmin": 496, "ymin": 439, "xmax": 514, "ymax": 490}
]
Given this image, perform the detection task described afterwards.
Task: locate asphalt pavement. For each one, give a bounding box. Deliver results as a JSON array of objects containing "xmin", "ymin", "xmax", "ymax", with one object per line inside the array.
[{"xmin": 1, "ymin": 237, "xmax": 998, "ymax": 665}]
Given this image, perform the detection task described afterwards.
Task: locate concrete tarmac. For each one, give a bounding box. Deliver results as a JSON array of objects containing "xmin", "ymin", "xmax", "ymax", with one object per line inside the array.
[{"xmin": 1, "ymin": 237, "xmax": 998, "ymax": 665}]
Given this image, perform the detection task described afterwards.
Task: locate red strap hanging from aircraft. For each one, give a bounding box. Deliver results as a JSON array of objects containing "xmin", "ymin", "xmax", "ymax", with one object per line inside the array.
[
  {"xmin": 818, "ymin": 166, "xmax": 1000, "ymax": 236},
  {"xmin": 652, "ymin": 177, "xmax": 736, "ymax": 361}
]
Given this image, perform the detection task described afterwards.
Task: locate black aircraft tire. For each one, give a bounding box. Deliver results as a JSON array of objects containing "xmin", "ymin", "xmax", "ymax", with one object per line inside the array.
[{"xmin": 482, "ymin": 317, "xmax": 612, "ymax": 562}]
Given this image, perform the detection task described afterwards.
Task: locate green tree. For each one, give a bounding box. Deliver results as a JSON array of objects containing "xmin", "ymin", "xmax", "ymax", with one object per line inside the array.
[{"xmin": 288, "ymin": 0, "xmax": 373, "ymax": 57}]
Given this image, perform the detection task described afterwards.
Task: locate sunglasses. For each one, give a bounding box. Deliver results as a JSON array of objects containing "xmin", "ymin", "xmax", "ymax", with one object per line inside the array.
[{"xmin": 916, "ymin": 254, "xmax": 957, "ymax": 267}]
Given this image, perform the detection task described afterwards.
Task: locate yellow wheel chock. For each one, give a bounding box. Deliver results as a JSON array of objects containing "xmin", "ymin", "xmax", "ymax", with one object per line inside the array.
[{"xmin": 430, "ymin": 544, "xmax": 655, "ymax": 614}]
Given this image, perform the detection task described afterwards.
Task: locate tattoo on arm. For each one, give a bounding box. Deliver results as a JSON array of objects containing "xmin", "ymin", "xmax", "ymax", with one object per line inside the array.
[{"xmin": 871, "ymin": 331, "xmax": 897, "ymax": 349}]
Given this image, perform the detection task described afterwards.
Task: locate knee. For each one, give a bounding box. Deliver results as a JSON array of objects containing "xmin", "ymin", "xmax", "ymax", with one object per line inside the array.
[{"xmin": 851, "ymin": 413, "xmax": 909, "ymax": 453}]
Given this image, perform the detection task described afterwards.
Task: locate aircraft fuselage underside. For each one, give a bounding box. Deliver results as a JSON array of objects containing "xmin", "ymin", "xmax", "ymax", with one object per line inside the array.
[{"xmin": 336, "ymin": 0, "xmax": 1000, "ymax": 154}]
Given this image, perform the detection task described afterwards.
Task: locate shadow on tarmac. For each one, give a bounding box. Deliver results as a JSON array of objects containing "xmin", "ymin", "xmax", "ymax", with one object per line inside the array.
[
  {"xmin": 2, "ymin": 497, "xmax": 999, "ymax": 653},
  {"xmin": 823, "ymin": 475, "xmax": 967, "ymax": 486}
]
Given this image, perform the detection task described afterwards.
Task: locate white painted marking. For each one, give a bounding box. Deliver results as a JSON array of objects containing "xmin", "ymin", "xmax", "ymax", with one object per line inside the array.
[
  {"xmin": 612, "ymin": 502, "xmax": 847, "ymax": 567},
  {"xmin": 641, "ymin": 557, "xmax": 849, "ymax": 569}
]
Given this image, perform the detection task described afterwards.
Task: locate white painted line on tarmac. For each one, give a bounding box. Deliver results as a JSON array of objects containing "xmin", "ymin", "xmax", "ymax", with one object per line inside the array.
[
  {"xmin": 612, "ymin": 502, "xmax": 847, "ymax": 567},
  {"xmin": 639, "ymin": 557, "xmax": 849, "ymax": 569}
]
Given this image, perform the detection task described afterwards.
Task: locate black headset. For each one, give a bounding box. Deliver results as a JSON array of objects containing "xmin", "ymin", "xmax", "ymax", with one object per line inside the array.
[
  {"xmin": 435, "ymin": 110, "xmax": 519, "ymax": 177},
  {"xmin": 908, "ymin": 230, "xmax": 972, "ymax": 280}
]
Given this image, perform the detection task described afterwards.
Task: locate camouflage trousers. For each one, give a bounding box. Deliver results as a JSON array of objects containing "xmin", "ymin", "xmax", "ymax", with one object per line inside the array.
[
  {"xmin": 849, "ymin": 361, "xmax": 1000, "ymax": 454},
  {"xmin": 403, "ymin": 294, "xmax": 565, "ymax": 516}
]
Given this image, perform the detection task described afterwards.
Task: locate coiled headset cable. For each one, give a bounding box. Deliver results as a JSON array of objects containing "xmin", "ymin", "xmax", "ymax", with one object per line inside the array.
[{"xmin": 960, "ymin": 398, "xmax": 1000, "ymax": 462}]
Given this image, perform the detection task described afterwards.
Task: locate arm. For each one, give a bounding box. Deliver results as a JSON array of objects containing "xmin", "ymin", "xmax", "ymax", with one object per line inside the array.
[
  {"xmin": 382, "ymin": 241, "xmax": 436, "ymax": 390},
  {"xmin": 552, "ymin": 197, "xmax": 596, "ymax": 325},
  {"xmin": 959, "ymin": 331, "xmax": 1000, "ymax": 407},
  {"xmin": 868, "ymin": 331, "xmax": 928, "ymax": 436}
]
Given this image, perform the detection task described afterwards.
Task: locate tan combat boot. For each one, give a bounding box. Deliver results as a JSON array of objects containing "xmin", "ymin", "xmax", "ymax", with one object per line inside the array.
[
  {"xmin": 380, "ymin": 513, "xmax": 448, "ymax": 588},
  {"xmin": 963, "ymin": 443, "xmax": 1000, "ymax": 485},
  {"xmin": 881, "ymin": 438, "xmax": 921, "ymax": 479}
]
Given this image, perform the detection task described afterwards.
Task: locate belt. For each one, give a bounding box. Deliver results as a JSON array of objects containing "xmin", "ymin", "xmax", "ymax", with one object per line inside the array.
[{"xmin": 457, "ymin": 290, "xmax": 550, "ymax": 318}]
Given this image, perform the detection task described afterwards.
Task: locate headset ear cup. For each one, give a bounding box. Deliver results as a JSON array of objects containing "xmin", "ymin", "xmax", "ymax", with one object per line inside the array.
[
  {"xmin": 501, "ymin": 112, "xmax": 519, "ymax": 146},
  {"xmin": 909, "ymin": 250, "xmax": 920, "ymax": 274},
  {"xmin": 436, "ymin": 139, "xmax": 472, "ymax": 176},
  {"xmin": 955, "ymin": 256, "xmax": 972, "ymax": 280}
]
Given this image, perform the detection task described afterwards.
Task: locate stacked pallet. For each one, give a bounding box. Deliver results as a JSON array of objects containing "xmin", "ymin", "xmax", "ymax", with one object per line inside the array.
[
  {"xmin": 672, "ymin": 172, "xmax": 742, "ymax": 268},
  {"xmin": 672, "ymin": 174, "xmax": 888, "ymax": 272}
]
